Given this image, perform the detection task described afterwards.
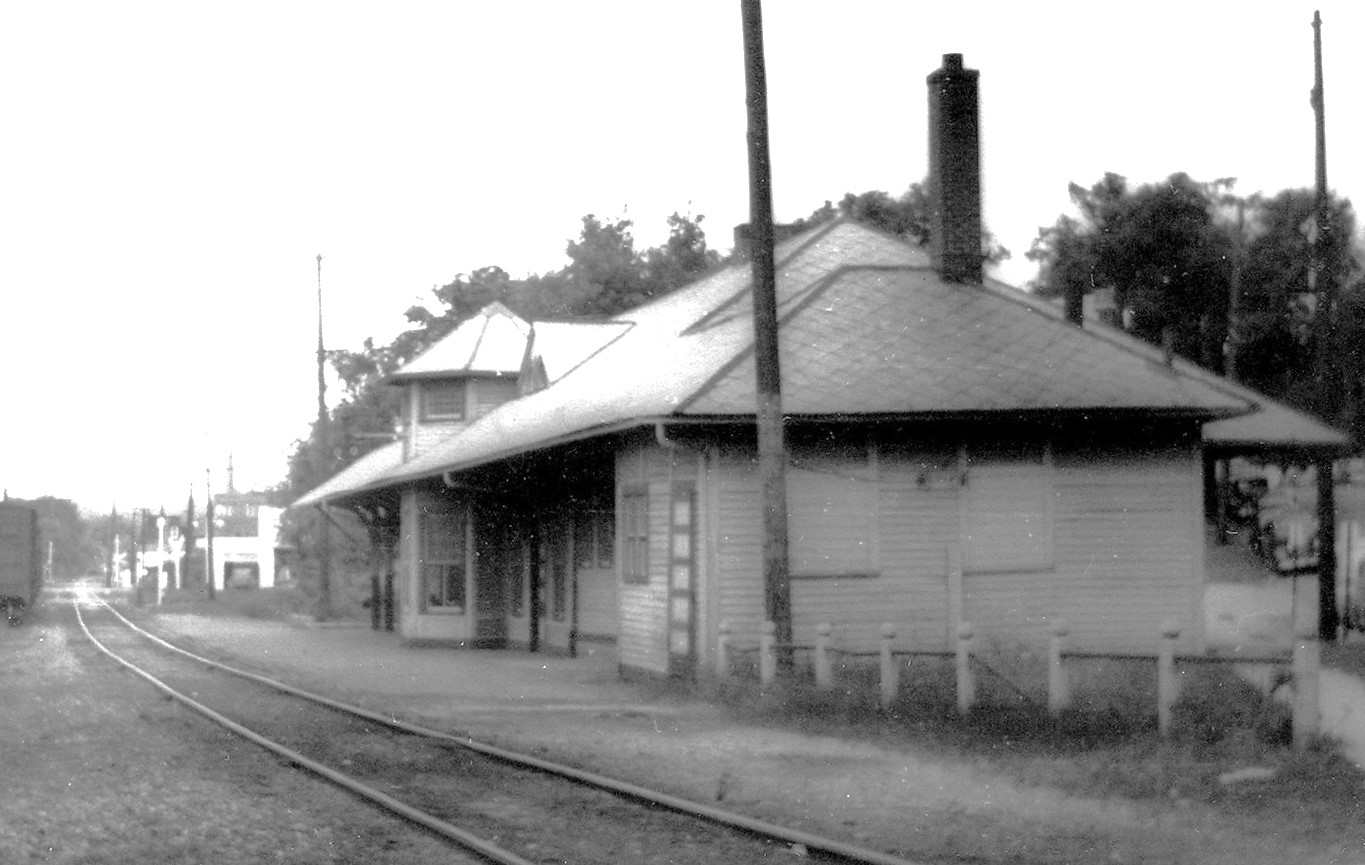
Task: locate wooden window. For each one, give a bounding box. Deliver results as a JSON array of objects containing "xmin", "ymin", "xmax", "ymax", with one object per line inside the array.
[
  {"xmin": 788, "ymin": 451, "xmax": 879, "ymax": 578},
  {"xmin": 961, "ymin": 445, "xmax": 1053, "ymax": 574},
  {"xmin": 420, "ymin": 381, "xmax": 466, "ymax": 422},
  {"xmin": 574, "ymin": 509, "xmax": 614, "ymax": 569},
  {"xmin": 544, "ymin": 521, "xmax": 568, "ymax": 622},
  {"xmin": 596, "ymin": 511, "xmax": 614, "ymax": 569},
  {"xmin": 419, "ymin": 508, "xmax": 466, "ymax": 610},
  {"xmin": 621, "ymin": 488, "xmax": 649, "ymax": 584},
  {"xmin": 509, "ymin": 540, "xmax": 527, "ymax": 618}
]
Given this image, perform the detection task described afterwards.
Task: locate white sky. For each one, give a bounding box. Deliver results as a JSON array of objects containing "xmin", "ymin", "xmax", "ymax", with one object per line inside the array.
[{"xmin": 2, "ymin": 1, "xmax": 1361, "ymax": 513}]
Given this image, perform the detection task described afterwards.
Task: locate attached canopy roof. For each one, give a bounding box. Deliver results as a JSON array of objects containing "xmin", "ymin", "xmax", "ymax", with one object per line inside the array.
[
  {"xmin": 292, "ymin": 440, "xmax": 405, "ymax": 508},
  {"xmin": 1203, "ymin": 389, "xmax": 1350, "ymax": 459}
]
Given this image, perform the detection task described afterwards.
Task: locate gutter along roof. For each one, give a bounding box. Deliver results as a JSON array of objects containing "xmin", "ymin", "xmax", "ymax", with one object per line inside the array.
[{"xmin": 293, "ymin": 220, "xmax": 1276, "ymax": 507}]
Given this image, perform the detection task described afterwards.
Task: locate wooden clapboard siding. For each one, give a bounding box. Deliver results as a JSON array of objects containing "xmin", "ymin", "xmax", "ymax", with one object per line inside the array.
[
  {"xmin": 473, "ymin": 377, "xmax": 519, "ymax": 419},
  {"xmin": 615, "ymin": 445, "xmax": 697, "ymax": 675},
  {"xmin": 788, "ymin": 451, "xmax": 877, "ymax": 578},
  {"xmin": 876, "ymin": 455, "xmax": 961, "ymax": 650},
  {"xmin": 961, "ymin": 443, "xmax": 1202, "ymax": 654},
  {"xmin": 713, "ymin": 454, "xmax": 765, "ymax": 645},
  {"xmin": 1053, "ymin": 445, "xmax": 1202, "ymax": 652}
]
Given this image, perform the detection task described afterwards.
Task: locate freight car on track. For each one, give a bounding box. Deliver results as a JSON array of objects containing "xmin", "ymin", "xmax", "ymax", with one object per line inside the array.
[{"xmin": 0, "ymin": 503, "xmax": 41, "ymax": 624}]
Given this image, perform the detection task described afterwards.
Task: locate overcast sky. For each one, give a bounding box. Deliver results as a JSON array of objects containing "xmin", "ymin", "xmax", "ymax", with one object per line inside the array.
[{"xmin": 2, "ymin": 1, "xmax": 1361, "ymax": 513}]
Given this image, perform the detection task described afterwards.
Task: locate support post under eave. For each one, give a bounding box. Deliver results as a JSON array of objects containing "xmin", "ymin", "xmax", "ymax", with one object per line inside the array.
[{"xmin": 1318, "ymin": 458, "xmax": 1339, "ymax": 640}]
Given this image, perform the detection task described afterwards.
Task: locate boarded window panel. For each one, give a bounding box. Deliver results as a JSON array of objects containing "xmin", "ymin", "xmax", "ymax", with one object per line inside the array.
[
  {"xmin": 788, "ymin": 455, "xmax": 877, "ymax": 578},
  {"xmin": 961, "ymin": 451, "xmax": 1053, "ymax": 573}
]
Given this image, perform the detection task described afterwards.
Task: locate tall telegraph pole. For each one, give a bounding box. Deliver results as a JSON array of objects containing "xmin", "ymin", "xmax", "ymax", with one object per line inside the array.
[
  {"xmin": 740, "ymin": 0, "xmax": 792, "ymax": 668},
  {"xmin": 315, "ymin": 253, "xmax": 332, "ymax": 621},
  {"xmin": 1311, "ymin": 10, "xmax": 1339, "ymax": 639}
]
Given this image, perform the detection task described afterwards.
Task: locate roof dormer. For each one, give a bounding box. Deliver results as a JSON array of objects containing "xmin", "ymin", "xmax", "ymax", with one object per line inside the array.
[{"xmin": 387, "ymin": 302, "xmax": 531, "ymax": 461}]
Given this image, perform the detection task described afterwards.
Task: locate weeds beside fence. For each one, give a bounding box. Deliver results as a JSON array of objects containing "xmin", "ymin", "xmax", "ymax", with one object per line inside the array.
[{"xmin": 716, "ymin": 618, "xmax": 1306, "ymax": 746}]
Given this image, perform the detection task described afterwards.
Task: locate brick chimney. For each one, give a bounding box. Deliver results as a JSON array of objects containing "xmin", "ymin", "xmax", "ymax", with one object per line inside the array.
[{"xmin": 926, "ymin": 53, "xmax": 981, "ymax": 284}]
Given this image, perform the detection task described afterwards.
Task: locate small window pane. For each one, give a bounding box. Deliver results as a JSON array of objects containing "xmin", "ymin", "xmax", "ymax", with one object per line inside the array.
[
  {"xmin": 420, "ymin": 509, "xmax": 466, "ymax": 609},
  {"xmin": 622, "ymin": 490, "xmax": 649, "ymax": 584},
  {"xmin": 421, "ymin": 381, "xmax": 465, "ymax": 421},
  {"xmin": 596, "ymin": 513, "xmax": 614, "ymax": 568}
]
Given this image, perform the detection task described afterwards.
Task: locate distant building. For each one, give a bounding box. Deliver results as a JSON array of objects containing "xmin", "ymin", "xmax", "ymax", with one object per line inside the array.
[{"xmin": 204, "ymin": 486, "xmax": 284, "ymax": 590}]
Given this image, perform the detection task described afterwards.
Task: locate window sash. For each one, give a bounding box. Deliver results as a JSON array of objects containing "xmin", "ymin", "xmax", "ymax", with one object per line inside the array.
[
  {"xmin": 420, "ymin": 381, "xmax": 465, "ymax": 422},
  {"xmin": 621, "ymin": 489, "xmax": 648, "ymax": 584},
  {"xmin": 420, "ymin": 509, "xmax": 466, "ymax": 609}
]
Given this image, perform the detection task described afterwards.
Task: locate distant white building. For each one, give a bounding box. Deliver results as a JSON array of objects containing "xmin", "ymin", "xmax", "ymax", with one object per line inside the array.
[{"xmin": 204, "ymin": 495, "xmax": 284, "ymax": 590}]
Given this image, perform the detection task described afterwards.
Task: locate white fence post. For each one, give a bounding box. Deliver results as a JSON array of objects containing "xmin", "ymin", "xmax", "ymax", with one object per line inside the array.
[
  {"xmin": 759, "ymin": 620, "xmax": 776, "ymax": 687},
  {"xmin": 814, "ymin": 622, "xmax": 833, "ymax": 690},
  {"xmin": 1292, "ymin": 575, "xmax": 1321, "ymax": 748},
  {"xmin": 879, "ymin": 623, "xmax": 898, "ymax": 708},
  {"xmin": 1293, "ymin": 636, "xmax": 1321, "ymax": 748},
  {"xmin": 956, "ymin": 621, "xmax": 975, "ymax": 714},
  {"xmin": 1157, "ymin": 619, "xmax": 1181, "ymax": 737},
  {"xmin": 1048, "ymin": 618, "xmax": 1070, "ymax": 715},
  {"xmin": 716, "ymin": 620, "xmax": 731, "ymax": 679}
]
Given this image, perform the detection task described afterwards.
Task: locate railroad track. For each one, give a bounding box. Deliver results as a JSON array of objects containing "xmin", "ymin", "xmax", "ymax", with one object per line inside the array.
[{"xmin": 73, "ymin": 597, "xmax": 922, "ymax": 865}]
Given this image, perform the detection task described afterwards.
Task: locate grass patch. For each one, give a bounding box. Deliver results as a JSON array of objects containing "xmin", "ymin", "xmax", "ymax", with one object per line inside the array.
[
  {"xmin": 1323, "ymin": 636, "xmax": 1365, "ymax": 678},
  {"xmin": 700, "ymin": 659, "xmax": 1363, "ymax": 810},
  {"xmin": 153, "ymin": 586, "xmax": 313, "ymax": 620}
]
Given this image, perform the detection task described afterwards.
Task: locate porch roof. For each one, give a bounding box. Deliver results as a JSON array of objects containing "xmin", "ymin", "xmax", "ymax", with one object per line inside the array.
[
  {"xmin": 1203, "ymin": 392, "xmax": 1350, "ymax": 458},
  {"xmin": 292, "ymin": 440, "xmax": 406, "ymax": 508}
]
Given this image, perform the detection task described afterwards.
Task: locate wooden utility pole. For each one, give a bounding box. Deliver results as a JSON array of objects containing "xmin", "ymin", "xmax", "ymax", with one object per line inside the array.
[
  {"xmin": 1311, "ymin": 10, "xmax": 1339, "ymax": 640},
  {"xmin": 205, "ymin": 469, "xmax": 216, "ymax": 601},
  {"xmin": 315, "ymin": 253, "xmax": 332, "ymax": 621},
  {"xmin": 740, "ymin": 0, "xmax": 792, "ymax": 667},
  {"xmin": 107, "ymin": 505, "xmax": 117, "ymax": 588},
  {"xmin": 184, "ymin": 487, "xmax": 196, "ymax": 592}
]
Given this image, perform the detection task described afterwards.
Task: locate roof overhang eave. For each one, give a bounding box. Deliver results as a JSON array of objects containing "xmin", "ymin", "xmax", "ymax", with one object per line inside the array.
[
  {"xmin": 1203, "ymin": 439, "xmax": 1354, "ymax": 460},
  {"xmin": 429, "ymin": 415, "xmax": 745, "ymax": 484}
]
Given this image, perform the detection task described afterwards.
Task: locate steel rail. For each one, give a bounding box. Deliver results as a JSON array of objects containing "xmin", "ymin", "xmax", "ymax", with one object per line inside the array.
[
  {"xmin": 74, "ymin": 600, "xmax": 538, "ymax": 865},
  {"xmin": 93, "ymin": 598, "xmax": 924, "ymax": 865}
]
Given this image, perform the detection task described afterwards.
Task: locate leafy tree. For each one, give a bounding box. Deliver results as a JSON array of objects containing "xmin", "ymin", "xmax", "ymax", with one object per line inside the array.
[
  {"xmin": 1234, "ymin": 189, "xmax": 1358, "ymax": 414},
  {"xmin": 1027, "ymin": 172, "xmax": 1365, "ymax": 438},
  {"xmin": 643, "ymin": 212, "xmax": 723, "ymax": 295},
  {"xmin": 6, "ymin": 496, "xmax": 103, "ymax": 578},
  {"xmin": 1029, "ymin": 172, "xmax": 1240, "ymax": 369},
  {"xmin": 789, "ymin": 180, "xmax": 1010, "ymax": 265}
]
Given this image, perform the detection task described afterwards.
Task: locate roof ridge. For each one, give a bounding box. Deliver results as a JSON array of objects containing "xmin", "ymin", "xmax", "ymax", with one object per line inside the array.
[{"xmin": 678, "ymin": 218, "xmax": 855, "ymax": 334}]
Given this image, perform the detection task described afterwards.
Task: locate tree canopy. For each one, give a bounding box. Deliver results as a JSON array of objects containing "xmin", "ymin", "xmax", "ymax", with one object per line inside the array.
[
  {"xmin": 1027, "ymin": 171, "xmax": 1363, "ymax": 438},
  {"xmin": 792, "ymin": 181, "xmax": 1011, "ymax": 265}
]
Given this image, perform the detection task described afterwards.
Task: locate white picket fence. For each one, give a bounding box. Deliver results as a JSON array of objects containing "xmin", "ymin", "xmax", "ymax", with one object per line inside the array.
[{"xmin": 717, "ymin": 617, "xmax": 1316, "ymax": 747}]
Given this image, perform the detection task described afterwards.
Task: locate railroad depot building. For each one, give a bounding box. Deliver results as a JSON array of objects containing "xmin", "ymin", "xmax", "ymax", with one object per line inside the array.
[{"xmin": 294, "ymin": 55, "xmax": 1343, "ymax": 679}]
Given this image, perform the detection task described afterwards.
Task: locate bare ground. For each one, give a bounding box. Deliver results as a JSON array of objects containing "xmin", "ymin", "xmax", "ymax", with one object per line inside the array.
[
  {"xmin": 0, "ymin": 601, "xmax": 476, "ymax": 865},
  {"xmin": 8, "ymin": 588, "xmax": 1365, "ymax": 865}
]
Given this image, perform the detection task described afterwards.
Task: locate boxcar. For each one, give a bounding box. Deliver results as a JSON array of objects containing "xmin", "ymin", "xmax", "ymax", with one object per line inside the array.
[{"xmin": 0, "ymin": 503, "xmax": 40, "ymax": 624}]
